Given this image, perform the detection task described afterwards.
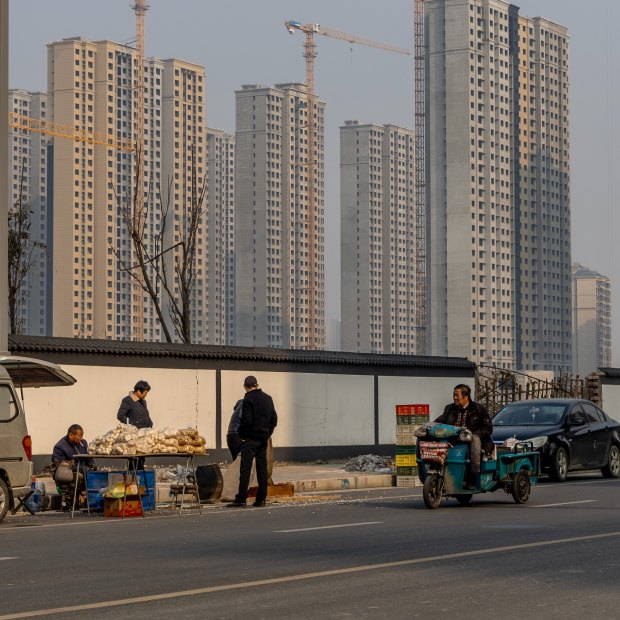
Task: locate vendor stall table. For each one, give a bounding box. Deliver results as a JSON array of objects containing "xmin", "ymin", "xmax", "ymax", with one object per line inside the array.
[{"xmin": 72, "ymin": 453, "xmax": 206, "ymax": 518}]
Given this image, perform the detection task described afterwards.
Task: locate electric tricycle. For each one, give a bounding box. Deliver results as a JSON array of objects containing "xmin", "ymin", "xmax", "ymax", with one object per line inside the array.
[{"xmin": 415, "ymin": 423, "xmax": 541, "ymax": 509}]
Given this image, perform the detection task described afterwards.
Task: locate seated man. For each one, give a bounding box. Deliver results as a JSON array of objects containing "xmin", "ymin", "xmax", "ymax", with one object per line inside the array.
[
  {"xmin": 433, "ymin": 384, "xmax": 493, "ymax": 489},
  {"xmin": 52, "ymin": 424, "xmax": 96, "ymax": 510}
]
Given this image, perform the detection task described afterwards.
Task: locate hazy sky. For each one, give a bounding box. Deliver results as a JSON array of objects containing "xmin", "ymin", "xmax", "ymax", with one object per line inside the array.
[{"xmin": 9, "ymin": 1, "xmax": 620, "ymax": 363}]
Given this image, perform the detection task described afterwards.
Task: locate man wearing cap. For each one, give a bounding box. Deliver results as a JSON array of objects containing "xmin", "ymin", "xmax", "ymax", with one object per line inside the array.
[{"xmin": 228, "ymin": 376, "xmax": 278, "ymax": 507}]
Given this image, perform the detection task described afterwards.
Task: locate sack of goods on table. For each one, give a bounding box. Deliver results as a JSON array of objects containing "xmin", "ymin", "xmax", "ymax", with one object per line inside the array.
[{"xmin": 88, "ymin": 424, "xmax": 207, "ymax": 455}]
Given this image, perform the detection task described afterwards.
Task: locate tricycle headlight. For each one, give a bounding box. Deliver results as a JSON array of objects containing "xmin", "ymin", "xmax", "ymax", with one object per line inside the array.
[{"xmin": 528, "ymin": 435, "xmax": 548, "ymax": 449}]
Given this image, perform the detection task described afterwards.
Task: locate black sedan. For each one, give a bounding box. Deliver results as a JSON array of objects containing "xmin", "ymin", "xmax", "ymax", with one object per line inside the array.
[{"xmin": 491, "ymin": 399, "xmax": 620, "ymax": 481}]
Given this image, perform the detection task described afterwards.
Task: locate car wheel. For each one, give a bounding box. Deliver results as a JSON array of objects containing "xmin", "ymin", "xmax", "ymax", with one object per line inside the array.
[
  {"xmin": 455, "ymin": 494, "xmax": 473, "ymax": 506},
  {"xmin": 423, "ymin": 473, "xmax": 443, "ymax": 509},
  {"xmin": 511, "ymin": 470, "xmax": 531, "ymax": 504},
  {"xmin": 0, "ymin": 478, "xmax": 9, "ymax": 523},
  {"xmin": 601, "ymin": 445, "xmax": 620, "ymax": 479},
  {"xmin": 549, "ymin": 446, "xmax": 568, "ymax": 482}
]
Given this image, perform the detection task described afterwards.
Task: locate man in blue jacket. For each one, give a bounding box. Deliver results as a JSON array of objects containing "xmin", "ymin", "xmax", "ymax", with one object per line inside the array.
[{"xmin": 228, "ymin": 376, "xmax": 278, "ymax": 507}]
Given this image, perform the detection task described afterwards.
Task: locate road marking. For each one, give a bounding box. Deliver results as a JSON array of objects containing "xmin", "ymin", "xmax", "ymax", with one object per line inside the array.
[
  {"xmin": 275, "ymin": 521, "xmax": 383, "ymax": 533},
  {"xmin": 534, "ymin": 500, "xmax": 598, "ymax": 508},
  {"xmin": 0, "ymin": 557, "xmax": 18, "ymax": 561},
  {"xmin": 3, "ymin": 529, "xmax": 620, "ymax": 619}
]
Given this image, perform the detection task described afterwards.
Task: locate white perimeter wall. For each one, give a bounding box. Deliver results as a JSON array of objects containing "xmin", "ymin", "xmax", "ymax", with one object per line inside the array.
[{"xmin": 17, "ymin": 363, "xmax": 473, "ymax": 455}]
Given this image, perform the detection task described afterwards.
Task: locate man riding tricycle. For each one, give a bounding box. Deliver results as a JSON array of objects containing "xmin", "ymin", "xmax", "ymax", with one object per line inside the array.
[
  {"xmin": 415, "ymin": 422, "xmax": 542, "ymax": 508},
  {"xmin": 414, "ymin": 384, "xmax": 540, "ymax": 509}
]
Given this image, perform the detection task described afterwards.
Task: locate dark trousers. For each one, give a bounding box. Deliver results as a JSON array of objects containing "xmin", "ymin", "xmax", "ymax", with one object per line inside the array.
[
  {"xmin": 235, "ymin": 438, "xmax": 268, "ymax": 504},
  {"xmin": 227, "ymin": 433, "xmax": 243, "ymax": 461}
]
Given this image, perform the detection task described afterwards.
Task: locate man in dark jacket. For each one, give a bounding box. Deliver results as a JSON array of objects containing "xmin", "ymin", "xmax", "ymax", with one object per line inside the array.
[
  {"xmin": 226, "ymin": 399, "xmax": 244, "ymax": 461},
  {"xmin": 434, "ymin": 384, "xmax": 493, "ymax": 488},
  {"xmin": 117, "ymin": 380, "xmax": 153, "ymax": 429},
  {"xmin": 228, "ymin": 376, "xmax": 277, "ymax": 507},
  {"xmin": 51, "ymin": 424, "xmax": 95, "ymax": 510}
]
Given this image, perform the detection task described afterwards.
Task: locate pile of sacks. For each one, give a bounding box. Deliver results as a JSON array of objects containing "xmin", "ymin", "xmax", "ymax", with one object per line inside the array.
[{"xmin": 89, "ymin": 424, "xmax": 206, "ymax": 456}]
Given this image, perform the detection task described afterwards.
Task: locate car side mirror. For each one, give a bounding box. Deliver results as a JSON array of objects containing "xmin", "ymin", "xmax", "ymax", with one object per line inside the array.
[{"xmin": 568, "ymin": 415, "xmax": 586, "ymax": 427}]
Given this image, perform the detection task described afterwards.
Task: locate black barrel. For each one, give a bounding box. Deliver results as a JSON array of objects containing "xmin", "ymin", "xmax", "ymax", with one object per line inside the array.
[{"xmin": 195, "ymin": 464, "xmax": 224, "ymax": 503}]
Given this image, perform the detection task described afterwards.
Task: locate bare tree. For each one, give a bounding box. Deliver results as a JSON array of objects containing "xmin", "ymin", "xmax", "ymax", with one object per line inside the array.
[
  {"xmin": 112, "ymin": 144, "xmax": 207, "ymax": 344},
  {"xmin": 7, "ymin": 157, "xmax": 46, "ymax": 334}
]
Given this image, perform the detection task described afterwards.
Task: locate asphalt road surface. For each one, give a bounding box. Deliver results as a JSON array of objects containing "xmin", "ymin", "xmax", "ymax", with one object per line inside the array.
[{"xmin": 1, "ymin": 474, "xmax": 619, "ymax": 619}]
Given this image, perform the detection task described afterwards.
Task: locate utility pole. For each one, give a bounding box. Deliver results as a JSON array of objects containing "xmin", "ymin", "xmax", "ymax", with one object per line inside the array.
[{"xmin": 0, "ymin": 0, "xmax": 8, "ymax": 354}]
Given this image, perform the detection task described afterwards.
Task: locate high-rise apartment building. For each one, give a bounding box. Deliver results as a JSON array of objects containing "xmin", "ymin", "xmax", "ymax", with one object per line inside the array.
[
  {"xmin": 234, "ymin": 83, "xmax": 326, "ymax": 349},
  {"xmin": 426, "ymin": 0, "xmax": 571, "ymax": 372},
  {"xmin": 206, "ymin": 127, "xmax": 235, "ymax": 345},
  {"xmin": 8, "ymin": 90, "xmax": 49, "ymax": 335},
  {"xmin": 572, "ymin": 264, "xmax": 612, "ymax": 376},
  {"xmin": 340, "ymin": 120, "xmax": 417, "ymax": 354},
  {"xmin": 46, "ymin": 37, "xmax": 207, "ymax": 342}
]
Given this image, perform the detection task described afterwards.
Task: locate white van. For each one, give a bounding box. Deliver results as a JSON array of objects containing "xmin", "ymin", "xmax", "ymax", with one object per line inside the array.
[{"xmin": 0, "ymin": 356, "xmax": 76, "ymax": 522}]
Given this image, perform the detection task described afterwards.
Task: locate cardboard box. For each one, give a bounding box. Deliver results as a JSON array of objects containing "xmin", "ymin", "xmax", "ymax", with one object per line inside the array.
[{"xmin": 104, "ymin": 495, "xmax": 144, "ymax": 518}]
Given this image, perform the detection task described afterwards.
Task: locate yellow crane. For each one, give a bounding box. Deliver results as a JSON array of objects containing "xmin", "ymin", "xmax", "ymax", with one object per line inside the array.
[
  {"xmin": 8, "ymin": 111, "xmax": 134, "ymax": 151},
  {"xmin": 285, "ymin": 20, "xmax": 410, "ymax": 350}
]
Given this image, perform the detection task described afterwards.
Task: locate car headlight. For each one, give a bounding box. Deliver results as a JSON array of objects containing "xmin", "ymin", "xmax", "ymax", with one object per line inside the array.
[{"xmin": 528, "ymin": 435, "xmax": 548, "ymax": 449}]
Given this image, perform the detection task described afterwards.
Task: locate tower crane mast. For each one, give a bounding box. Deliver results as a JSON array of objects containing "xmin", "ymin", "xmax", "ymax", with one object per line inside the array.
[
  {"xmin": 132, "ymin": 0, "xmax": 149, "ymax": 341},
  {"xmin": 285, "ymin": 20, "xmax": 410, "ymax": 350}
]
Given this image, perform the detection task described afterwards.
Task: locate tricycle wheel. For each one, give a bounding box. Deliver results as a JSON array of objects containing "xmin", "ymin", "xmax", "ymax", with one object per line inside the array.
[
  {"xmin": 511, "ymin": 470, "xmax": 531, "ymax": 504},
  {"xmin": 455, "ymin": 494, "xmax": 473, "ymax": 506},
  {"xmin": 423, "ymin": 473, "xmax": 443, "ymax": 509}
]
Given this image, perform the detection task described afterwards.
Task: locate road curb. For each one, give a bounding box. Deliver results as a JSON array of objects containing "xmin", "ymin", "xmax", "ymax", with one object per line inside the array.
[{"xmin": 288, "ymin": 474, "xmax": 396, "ymax": 493}]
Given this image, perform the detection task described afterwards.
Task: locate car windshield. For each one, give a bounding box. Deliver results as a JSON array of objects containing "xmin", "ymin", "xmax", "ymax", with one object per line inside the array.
[{"xmin": 493, "ymin": 403, "xmax": 567, "ymax": 426}]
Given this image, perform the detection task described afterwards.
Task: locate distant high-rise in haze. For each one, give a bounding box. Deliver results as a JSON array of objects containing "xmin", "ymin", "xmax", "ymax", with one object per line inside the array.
[
  {"xmin": 572, "ymin": 264, "xmax": 612, "ymax": 376},
  {"xmin": 340, "ymin": 120, "xmax": 417, "ymax": 354},
  {"xmin": 8, "ymin": 89, "xmax": 49, "ymax": 336},
  {"xmin": 45, "ymin": 37, "xmax": 207, "ymax": 342},
  {"xmin": 426, "ymin": 0, "xmax": 571, "ymax": 372},
  {"xmin": 234, "ymin": 83, "xmax": 326, "ymax": 349},
  {"xmin": 206, "ymin": 127, "xmax": 236, "ymax": 345}
]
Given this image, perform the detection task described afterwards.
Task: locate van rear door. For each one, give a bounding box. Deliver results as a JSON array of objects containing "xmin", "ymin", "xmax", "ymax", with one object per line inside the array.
[{"xmin": 0, "ymin": 356, "xmax": 77, "ymax": 388}]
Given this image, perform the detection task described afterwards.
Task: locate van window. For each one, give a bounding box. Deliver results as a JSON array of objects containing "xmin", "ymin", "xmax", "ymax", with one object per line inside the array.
[{"xmin": 0, "ymin": 385, "xmax": 19, "ymax": 422}]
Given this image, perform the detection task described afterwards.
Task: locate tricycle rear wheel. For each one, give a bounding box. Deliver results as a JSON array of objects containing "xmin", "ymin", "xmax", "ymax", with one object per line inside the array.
[
  {"xmin": 423, "ymin": 473, "xmax": 443, "ymax": 509},
  {"xmin": 511, "ymin": 470, "xmax": 531, "ymax": 504}
]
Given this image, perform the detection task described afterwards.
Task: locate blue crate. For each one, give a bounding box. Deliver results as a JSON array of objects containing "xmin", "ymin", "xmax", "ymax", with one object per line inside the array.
[{"xmin": 86, "ymin": 470, "xmax": 155, "ymax": 512}]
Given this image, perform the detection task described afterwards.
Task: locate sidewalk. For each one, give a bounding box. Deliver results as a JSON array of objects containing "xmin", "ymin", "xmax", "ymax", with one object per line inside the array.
[{"xmin": 271, "ymin": 463, "xmax": 395, "ymax": 493}]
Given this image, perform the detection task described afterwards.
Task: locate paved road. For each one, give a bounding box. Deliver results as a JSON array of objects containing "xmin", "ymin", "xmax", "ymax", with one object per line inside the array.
[{"xmin": 1, "ymin": 474, "xmax": 619, "ymax": 619}]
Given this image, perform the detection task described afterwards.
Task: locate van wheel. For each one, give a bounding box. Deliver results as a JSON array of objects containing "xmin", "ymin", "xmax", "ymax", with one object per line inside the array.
[{"xmin": 0, "ymin": 478, "xmax": 9, "ymax": 522}]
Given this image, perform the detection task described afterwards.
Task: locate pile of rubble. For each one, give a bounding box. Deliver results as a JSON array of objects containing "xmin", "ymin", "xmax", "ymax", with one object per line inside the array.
[
  {"xmin": 89, "ymin": 424, "xmax": 206, "ymax": 455},
  {"xmin": 344, "ymin": 454, "xmax": 393, "ymax": 473}
]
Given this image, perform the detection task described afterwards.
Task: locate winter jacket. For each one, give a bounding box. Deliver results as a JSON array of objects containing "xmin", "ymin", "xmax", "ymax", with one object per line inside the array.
[
  {"xmin": 117, "ymin": 393, "xmax": 153, "ymax": 429},
  {"xmin": 435, "ymin": 400, "xmax": 494, "ymax": 454},
  {"xmin": 238, "ymin": 389, "xmax": 277, "ymax": 442},
  {"xmin": 52, "ymin": 435, "xmax": 95, "ymax": 468},
  {"xmin": 227, "ymin": 399, "xmax": 244, "ymax": 435}
]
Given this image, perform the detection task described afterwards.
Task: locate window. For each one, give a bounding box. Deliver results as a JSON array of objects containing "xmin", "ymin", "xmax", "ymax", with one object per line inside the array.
[{"xmin": 0, "ymin": 385, "xmax": 19, "ymax": 422}]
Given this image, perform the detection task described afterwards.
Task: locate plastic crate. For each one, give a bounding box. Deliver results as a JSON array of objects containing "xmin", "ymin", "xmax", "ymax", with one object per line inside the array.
[
  {"xmin": 395, "ymin": 454, "xmax": 417, "ymax": 467},
  {"xmin": 396, "ymin": 445, "xmax": 417, "ymax": 455},
  {"xmin": 395, "ymin": 404, "xmax": 430, "ymax": 416},
  {"xmin": 397, "ymin": 475, "xmax": 422, "ymax": 487},
  {"xmin": 397, "ymin": 466, "xmax": 418, "ymax": 476},
  {"xmin": 87, "ymin": 470, "xmax": 155, "ymax": 512},
  {"xmin": 396, "ymin": 415, "xmax": 416, "ymax": 425}
]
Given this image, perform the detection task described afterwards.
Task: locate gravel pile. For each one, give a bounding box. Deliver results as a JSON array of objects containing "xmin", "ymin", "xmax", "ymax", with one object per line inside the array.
[{"xmin": 344, "ymin": 454, "xmax": 393, "ymax": 473}]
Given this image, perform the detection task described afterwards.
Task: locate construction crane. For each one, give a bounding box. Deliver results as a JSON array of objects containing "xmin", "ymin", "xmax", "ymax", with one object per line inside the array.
[
  {"xmin": 414, "ymin": 0, "xmax": 426, "ymax": 355},
  {"xmin": 131, "ymin": 0, "xmax": 149, "ymax": 341},
  {"xmin": 8, "ymin": 111, "xmax": 134, "ymax": 151},
  {"xmin": 285, "ymin": 20, "xmax": 410, "ymax": 350}
]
